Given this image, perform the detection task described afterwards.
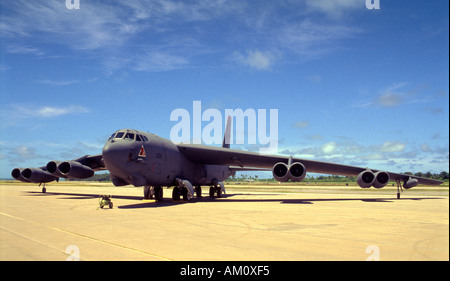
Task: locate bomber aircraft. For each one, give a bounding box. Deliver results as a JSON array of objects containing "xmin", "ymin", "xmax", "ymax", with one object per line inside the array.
[{"xmin": 11, "ymin": 117, "xmax": 443, "ymax": 201}]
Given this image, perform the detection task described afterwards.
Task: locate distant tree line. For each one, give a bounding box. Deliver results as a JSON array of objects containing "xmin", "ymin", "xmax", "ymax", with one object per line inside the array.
[
  {"xmin": 231, "ymin": 171, "xmax": 449, "ymax": 182},
  {"xmin": 65, "ymin": 173, "xmax": 111, "ymax": 182},
  {"xmin": 403, "ymin": 171, "xmax": 449, "ymax": 180}
]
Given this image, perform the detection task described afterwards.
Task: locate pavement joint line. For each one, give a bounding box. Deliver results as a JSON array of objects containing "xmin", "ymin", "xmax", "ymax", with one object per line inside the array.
[{"xmin": 1, "ymin": 211, "xmax": 174, "ymax": 261}]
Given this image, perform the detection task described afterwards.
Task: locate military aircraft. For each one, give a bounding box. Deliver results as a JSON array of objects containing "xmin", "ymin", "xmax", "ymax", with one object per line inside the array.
[{"xmin": 11, "ymin": 117, "xmax": 443, "ymax": 200}]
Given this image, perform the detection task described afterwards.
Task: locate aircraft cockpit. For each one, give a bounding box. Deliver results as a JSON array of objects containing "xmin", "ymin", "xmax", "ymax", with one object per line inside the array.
[{"xmin": 107, "ymin": 130, "xmax": 149, "ymax": 142}]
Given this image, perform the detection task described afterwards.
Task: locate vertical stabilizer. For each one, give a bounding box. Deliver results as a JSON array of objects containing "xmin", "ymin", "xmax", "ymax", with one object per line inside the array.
[{"xmin": 222, "ymin": 115, "xmax": 232, "ymax": 148}]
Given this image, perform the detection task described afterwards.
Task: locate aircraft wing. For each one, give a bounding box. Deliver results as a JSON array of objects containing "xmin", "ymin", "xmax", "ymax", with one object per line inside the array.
[
  {"xmin": 12, "ymin": 154, "xmax": 105, "ymax": 184},
  {"xmin": 71, "ymin": 154, "xmax": 105, "ymax": 171},
  {"xmin": 177, "ymin": 144, "xmax": 443, "ymax": 186}
]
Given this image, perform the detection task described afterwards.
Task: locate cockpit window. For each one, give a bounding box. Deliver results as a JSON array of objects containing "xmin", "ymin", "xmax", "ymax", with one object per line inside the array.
[
  {"xmin": 115, "ymin": 132, "xmax": 125, "ymax": 139},
  {"xmin": 109, "ymin": 131, "xmax": 149, "ymax": 142},
  {"xmin": 124, "ymin": 133, "xmax": 135, "ymax": 141}
]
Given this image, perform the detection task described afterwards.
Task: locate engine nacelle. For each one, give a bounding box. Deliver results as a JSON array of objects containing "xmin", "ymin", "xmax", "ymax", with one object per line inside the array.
[
  {"xmin": 357, "ymin": 169, "xmax": 375, "ymax": 188},
  {"xmin": 11, "ymin": 168, "xmax": 30, "ymax": 183},
  {"xmin": 58, "ymin": 161, "xmax": 94, "ymax": 179},
  {"xmin": 21, "ymin": 167, "xmax": 58, "ymax": 183},
  {"xmin": 373, "ymin": 171, "xmax": 390, "ymax": 189},
  {"xmin": 288, "ymin": 162, "xmax": 307, "ymax": 182},
  {"xmin": 46, "ymin": 161, "xmax": 66, "ymax": 177},
  {"xmin": 272, "ymin": 162, "xmax": 306, "ymax": 182},
  {"xmin": 272, "ymin": 162, "xmax": 290, "ymax": 182},
  {"xmin": 404, "ymin": 177, "xmax": 419, "ymax": 189}
]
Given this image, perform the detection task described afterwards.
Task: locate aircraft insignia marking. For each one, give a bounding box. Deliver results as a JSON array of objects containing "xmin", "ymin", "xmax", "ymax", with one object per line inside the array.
[{"xmin": 138, "ymin": 145, "xmax": 146, "ymax": 157}]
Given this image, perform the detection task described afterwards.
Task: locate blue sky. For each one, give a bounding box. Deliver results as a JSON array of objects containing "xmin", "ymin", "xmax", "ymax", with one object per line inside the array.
[{"xmin": 0, "ymin": 0, "xmax": 448, "ymax": 178}]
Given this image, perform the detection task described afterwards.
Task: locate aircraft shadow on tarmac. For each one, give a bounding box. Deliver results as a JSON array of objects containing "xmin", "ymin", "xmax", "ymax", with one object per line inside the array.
[{"xmin": 24, "ymin": 191, "xmax": 443, "ymax": 209}]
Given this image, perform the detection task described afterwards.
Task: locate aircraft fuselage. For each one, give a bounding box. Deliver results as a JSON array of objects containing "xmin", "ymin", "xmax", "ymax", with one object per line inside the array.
[{"xmin": 102, "ymin": 129, "xmax": 230, "ymax": 188}]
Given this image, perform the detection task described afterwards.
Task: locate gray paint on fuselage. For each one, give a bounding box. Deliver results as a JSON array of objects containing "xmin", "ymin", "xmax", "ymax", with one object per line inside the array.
[{"xmin": 103, "ymin": 129, "xmax": 229, "ymax": 188}]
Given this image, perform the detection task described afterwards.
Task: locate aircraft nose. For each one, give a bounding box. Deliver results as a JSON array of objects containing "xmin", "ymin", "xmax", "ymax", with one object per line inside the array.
[{"xmin": 102, "ymin": 141, "xmax": 130, "ymax": 176}]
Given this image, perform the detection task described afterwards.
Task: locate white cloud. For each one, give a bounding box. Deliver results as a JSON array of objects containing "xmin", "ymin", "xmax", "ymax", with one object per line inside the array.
[
  {"xmin": 232, "ymin": 50, "xmax": 276, "ymax": 71},
  {"xmin": 0, "ymin": 0, "xmax": 137, "ymax": 51},
  {"xmin": 375, "ymin": 83, "xmax": 407, "ymax": 107},
  {"xmin": 279, "ymin": 19, "xmax": 362, "ymax": 57},
  {"xmin": 6, "ymin": 45, "xmax": 44, "ymax": 56},
  {"xmin": 304, "ymin": 0, "xmax": 363, "ymax": 19},
  {"xmin": 321, "ymin": 142, "xmax": 337, "ymax": 155},
  {"xmin": 5, "ymin": 105, "xmax": 89, "ymax": 119},
  {"xmin": 36, "ymin": 106, "xmax": 88, "ymax": 117},
  {"xmin": 133, "ymin": 52, "xmax": 189, "ymax": 72},
  {"xmin": 378, "ymin": 142, "xmax": 406, "ymax": 153},
  {"xmin": 36, "ymin": 79, "xmax": 80, "ymax": 86},
  {"xmin": 356, "ymin": 83, "xmax": 437, "ymax": 108},
  {"xmin": 0, "ymin": 1, "xmax": 364, "ymax": 73},
  {"xmin": 292, "ymin": 121, "xmax": 310, "ymax": 129}
]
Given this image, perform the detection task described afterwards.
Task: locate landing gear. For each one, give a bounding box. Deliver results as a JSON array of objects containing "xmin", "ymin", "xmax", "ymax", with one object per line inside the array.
[
  {"xmin": 39, "ymin": 183, "xmax": 46, "ymax": 193},
  {"xmin": 154, "ymin": 186, "xmax": 163, "ymax": 201},
  {"xmin": 144, "ymin": 186, "xmax": 163, "ymax": 201},
  {"xmin": 195, "ymin": 186, "xmax": 202, "ymax": 198},
  {"xmin": 209, "ymin": 181, "xmax": 225, "ymax": 199},
  {"xmin": 173, "ymin": 178, "xmax": 198, "ymax": 202},
  {"xmin": 172, "ymin": 186, "xmax": 181, "ymax": 201},
  {"xmin": 170, "ymin": 179, "xmax": 227, "ymax": 202},
  {"xmin": 144, "ymin": 186, "xmax": 153, "ymax": 199},
  {"xmin": 396, "ymin": 179, "xmax": 403, "ymax": 199}
]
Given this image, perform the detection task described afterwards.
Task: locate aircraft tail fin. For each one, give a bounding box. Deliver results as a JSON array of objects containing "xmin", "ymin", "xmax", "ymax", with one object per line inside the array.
[{"xmin": 222, "ymin": 115, "xmax": 231, "ymax": 149}]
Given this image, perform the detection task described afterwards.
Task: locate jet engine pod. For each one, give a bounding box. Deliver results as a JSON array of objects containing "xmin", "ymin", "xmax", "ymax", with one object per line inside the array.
[
  {"xmin": 403, "ymin": 177, "xmax": 419, "ymax": 189},
  {"xmin": 58, "ymin": 161, "xmax": 94, "ymax": 179},
  {"xmin": 272, "ymin": 162, "xmax": 289, "ymax": 182},
  {"xmin": 11, "ymin": 168, "xmax": 29, "ymax": 182},
  {"xmin": 357, "ymin": 169, "xmax": 375, "ymax": 188},
  {"xmin": 273, "ymin": 162, "xmax": 307, "ymax": 182},
  {"xmin": 46, "ymin": 161, "xmax": 65, "ymax": 177},
  {"xmin": 373, "ymin": 171, "xmax": 390, "ymax": 189},
  {"xmin": 288, "ymin": 162, "xmax": 307, "ymax": 182},
  {"xmin": 21, "ymin": 168, "xmax": 58, "ymax": 183}
]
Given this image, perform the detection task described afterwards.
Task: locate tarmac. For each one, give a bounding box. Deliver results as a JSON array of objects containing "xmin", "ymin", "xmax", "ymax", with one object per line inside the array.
[{"xmin": 0, "ymin": 182, "xmax": 448, "ymax": 261}]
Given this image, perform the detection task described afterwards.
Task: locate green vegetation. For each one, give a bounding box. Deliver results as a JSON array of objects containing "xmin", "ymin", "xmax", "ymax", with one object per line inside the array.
[
  {"xmin": 64, "ymin": 173, "xmax": 111, "ymax": 182},
  {"xmin": 228, "ymin": 171, "xmax": 449, "ymax": 183}
]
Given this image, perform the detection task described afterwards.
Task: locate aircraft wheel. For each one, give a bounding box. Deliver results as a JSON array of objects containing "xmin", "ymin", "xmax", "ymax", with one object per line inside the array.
[
  {"xmin": 216, "ymin": 187, "xmax": 222, "ymax": 198},
  {"xmin": 195, "ymin": 186, "xmax": 202, "ymax": 198},
  {"xmin": 144, "ymin": 186, "xmax": 151, "ymax": 199},
  {"xmin": 42, "ymin": 187, "xmax": 46, "ymax": 193},
  {"xmin": 172, "ymin": 187, "xmax": 181, "ymax": 201},
  {"xmin": 209, "ymin": 186, "xmax": 215, "ymax": 198},
  {"xmin": 182, "ymin": 188, "xmax": 189, "ymax": 201},
  {"xmin": 155, "ymin": 186, "xmax": 163, "ymax": 201}
]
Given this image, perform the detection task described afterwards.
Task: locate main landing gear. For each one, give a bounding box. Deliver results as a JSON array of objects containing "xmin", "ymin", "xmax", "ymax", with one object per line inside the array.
[
  {"xmin": 143, "ymin": 180, "xmax": 227, "ymax": 202},
  {"xmin": 209, "ymin": 181, "xmax": 226, "ymax": 199},
  {"xmin": 395, "ymin": 179, "xmax": 403, "ymax": 199},
  {"xmin": 173, "ymin": 178, "xmax": 199, "ymax": 202},
  {"xmin": 143, "ymin": 186, "xmax": 163, "ymax": 201}
]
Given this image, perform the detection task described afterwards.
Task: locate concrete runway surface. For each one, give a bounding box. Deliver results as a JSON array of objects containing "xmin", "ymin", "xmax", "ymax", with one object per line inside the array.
[{"xmin": 0, "ymin": 182, "xmax": 448, "ymax": 261}]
